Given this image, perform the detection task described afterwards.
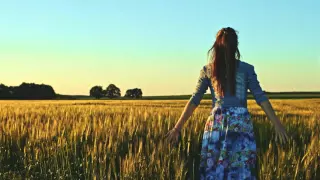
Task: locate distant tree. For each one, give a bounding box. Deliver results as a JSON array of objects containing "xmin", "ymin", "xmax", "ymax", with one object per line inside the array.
[
  {"xmin": 125, "ymin": 88, "xmax": 143, "ymax": 98},
  {"xmin": 15, "ymin": 82, "xmax": 56, "ymax": 99},
  {"xmin": 90, "ymin": 86, "xmax": 104, "ymax": 99},
  {"xmin": 0, "ymin": 82, "xmax": 56, "ymax": 99},
  {"xmin": 105, "ymin": 84, "xmax": 121, "ymax": 98},
  {"xmin": 0, "ymin": 84, "xmax": 11, "ymax": 99},
  {"xmin": 102, "ymin": 89, "xmax": 107, "ymax": 97}
]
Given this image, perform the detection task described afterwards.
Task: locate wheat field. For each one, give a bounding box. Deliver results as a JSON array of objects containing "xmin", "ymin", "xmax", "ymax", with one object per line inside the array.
[{"xmin": 0, "ymin": 99, "xmax": 319, "ymax": 179}]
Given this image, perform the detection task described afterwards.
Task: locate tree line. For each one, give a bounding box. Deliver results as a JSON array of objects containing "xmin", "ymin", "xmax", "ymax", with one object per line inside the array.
[
  {"xmin": 89, "ymin": 84, "xmax": 143, "ymax": 99},
  {"xmin": 0, "ymin": 82, "xmax": 143, "ymax": 100},
  {"xmin": 0, "ymin": 83, "xmax": 56, "ymax": 99}
]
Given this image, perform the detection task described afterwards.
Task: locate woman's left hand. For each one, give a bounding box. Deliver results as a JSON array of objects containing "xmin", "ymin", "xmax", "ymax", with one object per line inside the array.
[{"xmin": 164, "ymin": 128, "xmax": 181, "ymax": 145}]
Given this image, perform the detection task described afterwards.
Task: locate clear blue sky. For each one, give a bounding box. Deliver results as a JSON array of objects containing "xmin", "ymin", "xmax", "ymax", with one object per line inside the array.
[{"xmin": 0, "ymin": 0, "xmax": 319, "ymax": 95}]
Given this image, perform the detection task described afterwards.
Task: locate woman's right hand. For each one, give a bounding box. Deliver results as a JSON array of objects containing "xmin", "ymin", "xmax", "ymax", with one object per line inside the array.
[
  {"xmin": 260, "ymin": 100, "xmax": 290, "ymax": 145},
  {"xmin": 274, "ymin": 122, "xmax": 289, "ymax": 145}
]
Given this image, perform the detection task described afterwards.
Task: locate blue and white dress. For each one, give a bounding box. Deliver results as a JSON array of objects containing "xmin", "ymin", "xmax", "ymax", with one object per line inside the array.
[{"xmin": 189, "ymin": 60, "xmax": 268, "ymax": 179}]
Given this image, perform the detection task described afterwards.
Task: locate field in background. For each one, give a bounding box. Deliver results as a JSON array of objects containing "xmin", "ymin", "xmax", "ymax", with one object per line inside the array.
[
  {"xmin": 56, "ymin": 91, "xmax": 320, "ymax": 100},
  {"xmin": 0, "ymin": 99, "xmax": 319, "ymax": 179}
]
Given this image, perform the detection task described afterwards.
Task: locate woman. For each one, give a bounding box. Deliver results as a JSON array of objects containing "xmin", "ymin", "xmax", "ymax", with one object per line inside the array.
[{"xmin": 164, "ymin": 27, "xmax": 289, "ymax": 179}]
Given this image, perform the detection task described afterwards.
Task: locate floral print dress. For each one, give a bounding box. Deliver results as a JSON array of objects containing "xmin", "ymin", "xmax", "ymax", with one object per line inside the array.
[
  {"xmin": 190, "ymin": 62, "xmax": 267, "ymax": 179},
  {"xmin": 199, "ymin": 101, "xmax": 257, "ymax": 180}
]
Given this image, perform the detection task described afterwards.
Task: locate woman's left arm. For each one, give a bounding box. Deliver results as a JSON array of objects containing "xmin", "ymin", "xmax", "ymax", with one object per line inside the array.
[
  {"xmin": 175, "ymin": 65, "xmax": 209, "ymax": 131},
  {"xmin": 173, "ymin": 100, "xmax": 197, "ymax": 131},
  {"xmin": 164, "ymin": 97, "xmax": 198, "ymax": 144},
  {"xmin": 165, "ymin": 66, "xmax": 209, "ymax": 144}
]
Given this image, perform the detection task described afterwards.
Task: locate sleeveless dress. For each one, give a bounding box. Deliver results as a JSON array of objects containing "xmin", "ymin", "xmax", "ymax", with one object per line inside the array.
[{"xmin": 189, "ymin": 60, "xmax": 268, "ymax": 180}]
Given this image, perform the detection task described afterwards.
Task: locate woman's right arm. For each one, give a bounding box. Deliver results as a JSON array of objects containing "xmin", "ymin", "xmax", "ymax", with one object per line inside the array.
[
  {"xmin": 260, "ymin": 100, "xmax": 289, "ymax": 144},
  {"xmin": 247, "ymin": 65, "xmax": 289, "ymax": 144}
]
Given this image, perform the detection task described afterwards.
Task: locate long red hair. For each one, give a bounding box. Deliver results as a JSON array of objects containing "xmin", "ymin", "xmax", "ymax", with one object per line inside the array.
[{"xmin": 207, "ymin": 27, "xmax": 241, "ymax": 97}]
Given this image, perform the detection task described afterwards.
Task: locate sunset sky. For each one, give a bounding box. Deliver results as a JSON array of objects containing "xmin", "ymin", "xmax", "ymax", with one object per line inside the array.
[{"xmin": 1, "ymin": 0, "xmax": 319, "ymax": 96}]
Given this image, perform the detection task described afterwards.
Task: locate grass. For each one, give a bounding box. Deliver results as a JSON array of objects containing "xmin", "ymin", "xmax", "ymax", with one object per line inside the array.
[
  {"xmin": 0, "ymin": 99, "xmax": 319, "ymax": 179},
  {"xmin": 55, "ymin": 92, "xmax": 320, "ymax": 100}
]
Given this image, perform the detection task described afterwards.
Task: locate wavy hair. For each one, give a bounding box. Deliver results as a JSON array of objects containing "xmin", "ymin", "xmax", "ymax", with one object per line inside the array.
[{"xmin": 207, "ymin": 27, "xmax": 241, "ymax": 97}]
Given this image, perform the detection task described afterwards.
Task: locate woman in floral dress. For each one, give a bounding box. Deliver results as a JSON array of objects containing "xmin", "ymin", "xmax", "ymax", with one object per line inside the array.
[{"xmin": 165, "ymin": 27, "xmax": 289, "ymax": 179}]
